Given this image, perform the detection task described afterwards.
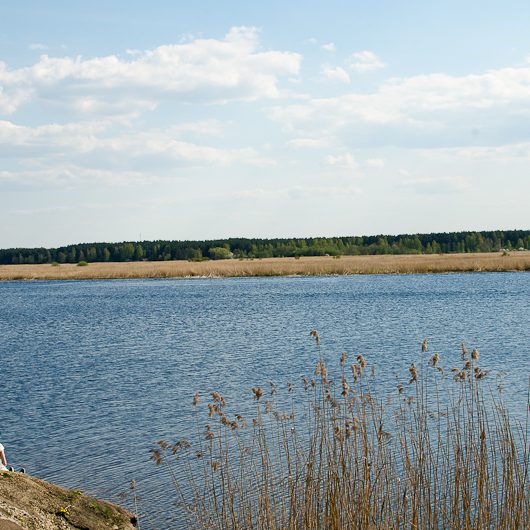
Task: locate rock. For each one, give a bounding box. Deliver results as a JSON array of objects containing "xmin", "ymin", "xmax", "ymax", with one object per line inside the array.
[
  {"xmin": 0, "ymin": 519, "xmax": 24, "ymax": 530},
  {"xmin": 0, "ymin": 472, "xmax": 136, "ymax": 529}
]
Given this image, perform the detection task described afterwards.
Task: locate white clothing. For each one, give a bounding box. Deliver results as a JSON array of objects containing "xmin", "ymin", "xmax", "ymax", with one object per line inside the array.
[{"xmin": 0, "ymin": 443, "xmax": 7, "ymax": 471}]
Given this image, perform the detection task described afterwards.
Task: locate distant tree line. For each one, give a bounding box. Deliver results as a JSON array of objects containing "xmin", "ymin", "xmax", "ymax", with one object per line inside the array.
[{"xmin": 1, "ymin": 230, "xmax": 529, "ymax": 265}]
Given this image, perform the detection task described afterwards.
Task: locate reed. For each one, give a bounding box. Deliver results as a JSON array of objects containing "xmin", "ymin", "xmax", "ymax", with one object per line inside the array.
[
  {"xmin": 152, "ymin": 335, "xmax": 529, "ymax": 529},
  {"xmin": 1, "ymin": 252, "xmax": 530, "ymax": 281}
]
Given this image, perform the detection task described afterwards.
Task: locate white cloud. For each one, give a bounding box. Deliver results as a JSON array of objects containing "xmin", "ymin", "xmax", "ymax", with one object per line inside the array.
[
  {"xmin": 348, "ymin": 51, "xmax": 386, "ymax": 73},
  {"xmin": 0, "ymin": 166, "xmax": 154, "ymax": 187},
  {"xmin": 321, "ymin": 65, "xmax": 350, "ymax": 83},
  {"xmin": 225, "ymin": 184, "xmax": 361, "ymax": 200},
  {"xmin": 284, "ymin": 185, "xmax": 362, "ymax": 199},
  {"xmin": 228, "ymin": 188, "xmax": 269, "ymax": 199},
  {"xmin": 270, "ymin": 63, "xmax": 530, "ymax": 148},
  {"xmin": 398, "ymin": 176, "xmax": 470, "ymax": 194},
  {"xmin": 66, "ymin": 96, "xmax": 157, "ymax": 118},
  {"xmin": 453, "ymin": 142, "xmax": 530, "ymax": 160},
  {"xmin": 178, "ymin": 32, "xmax": 202, "ymax": 43},
  {"xmin": 288, "ymin": 137, "xmax": 330, "ymax": 149},
  {"xmin": 28, "ymin": 43, "xmax": 48, "ymax": 51},
  {"xmin": 103, "ymin": 130, "xmax": 273, "ymax": 167},
  {"xmin": 0, "ymin": 119, "xmax": 109, "ymax": 155},
  {"xmin": 0, "ymin": 119, "xmax": 254, "ymax": 164},
  {"xmin": 322, "ymin": 42, "xmax": 336, "ymax": 52},
  {"xmin": 365, "ymin": 158, "xmax": 385, "ymax": 168},
  {"xmin": 11, "ymin": 205, "xmax": 73, "ymax": 216},
  {"xmin": 0, "ymin": 79, "xmax": 34, "ymax": 114},
  {"xmin": 0, "ymin": 116, "xmax": 274, "ymax": 189},
  {"xmin": 326, "ymin": 152, "xmax": 358, "ymax": 169},
  {"xmin": 0, "ymin": 27, "xmax": 301, "ymax": 115},
  {"xmin": 169, "ymin": 119, "xmax": 225, "ymax": 137}
]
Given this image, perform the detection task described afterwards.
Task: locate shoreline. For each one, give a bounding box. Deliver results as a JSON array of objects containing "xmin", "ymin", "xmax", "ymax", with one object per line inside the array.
[
  {"xmin": 0, "ymin": 252, "xmax": 529, "ymax": 281},
  {"xmin": 0, "ymin": 472, "xmax": 136, "ymax": 529}
]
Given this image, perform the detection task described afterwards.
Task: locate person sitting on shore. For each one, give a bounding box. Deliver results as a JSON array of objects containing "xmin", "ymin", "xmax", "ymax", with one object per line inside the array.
[
  {"xmin": 0, "ymin": 442, "xmax": 25, "ymax": 473},
  {"xmin": 0, "ymin": 442, "xmax": 10, "ymax": 471}
]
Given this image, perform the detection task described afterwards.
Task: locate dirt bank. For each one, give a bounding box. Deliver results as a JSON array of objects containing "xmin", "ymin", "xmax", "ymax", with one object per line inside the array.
[{"xmin": 0, "ymin": 471, "xmax": 136, "ymax": 530}]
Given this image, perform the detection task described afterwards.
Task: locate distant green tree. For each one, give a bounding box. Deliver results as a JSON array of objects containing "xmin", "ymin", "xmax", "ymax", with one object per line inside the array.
[
  {"xmin": 2, "ymin": 230, "xmax": 530, "ymax": 265},
  {"xmin": 134, "ymin": 244, "xmax": 145, "ymax": 260},
  {"xmin": 119, "ymin": 243, "xmax": 135, "ymax": 261},
  {"xmin": 189, "ymin": 248, "xmax": 203, "ymax": 260},
  {"xmin": 431, "ymin": 240, "xmax": 441, "ymax": 254},
  {"xmin": 87, "ymin": 247, "xmax": 97, "ymax": 261}
]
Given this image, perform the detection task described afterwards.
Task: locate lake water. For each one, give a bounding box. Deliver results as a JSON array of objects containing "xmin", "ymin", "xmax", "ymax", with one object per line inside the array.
[{"xmin": 1, "ymin": 273, "xmax": 529, "ymax": 528}]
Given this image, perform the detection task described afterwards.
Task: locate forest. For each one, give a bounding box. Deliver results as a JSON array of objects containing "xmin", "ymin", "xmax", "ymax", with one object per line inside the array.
[{"xmin": 1, "ymin": 230, "xmax": 529, "ymax": 265}]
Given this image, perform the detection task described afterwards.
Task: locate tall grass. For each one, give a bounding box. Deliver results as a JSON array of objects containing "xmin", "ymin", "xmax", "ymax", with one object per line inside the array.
[
  {"xmin": 152, "ymin": 334, "xmax": 529, "ymax": 529},
  {"xmin": 1, "ymin": 252, "xmax": 530, "ymax": 280}
]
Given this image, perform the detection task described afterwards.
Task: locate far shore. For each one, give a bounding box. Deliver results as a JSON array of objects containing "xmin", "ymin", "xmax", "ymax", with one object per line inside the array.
[{"xmin": 0, "ymin": 252, "xmax": 529, "ymax": 281}]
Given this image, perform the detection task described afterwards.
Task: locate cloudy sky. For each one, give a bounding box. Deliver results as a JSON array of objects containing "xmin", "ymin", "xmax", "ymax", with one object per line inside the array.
[{"xmin": 1, "ymin": 1, "xmax": 530, "ymax": 248}]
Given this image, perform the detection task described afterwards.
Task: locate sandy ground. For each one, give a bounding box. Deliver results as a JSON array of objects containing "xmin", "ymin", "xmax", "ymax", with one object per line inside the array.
[
  {"xmin": 0, "ymin": 252, "xmax": 529, "ymax": 281},
  {"xmin": 0, "ymin": 472, "xmax": 136, "ymax": 530}
]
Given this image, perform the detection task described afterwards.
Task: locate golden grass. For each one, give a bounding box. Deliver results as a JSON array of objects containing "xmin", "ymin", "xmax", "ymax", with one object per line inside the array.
[
  {"xmin": 1, "ymin": 252, "xmax": 530, "ymax": 281},
  {"xmin": 152, "ymin": 335, "xmax": 529, "ymax": 529}
]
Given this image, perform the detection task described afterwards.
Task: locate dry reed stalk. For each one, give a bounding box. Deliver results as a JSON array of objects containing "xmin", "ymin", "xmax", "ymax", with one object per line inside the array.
[{"xmin": 151, "ymin": 334, "xmax": 529, "ymax": 529}]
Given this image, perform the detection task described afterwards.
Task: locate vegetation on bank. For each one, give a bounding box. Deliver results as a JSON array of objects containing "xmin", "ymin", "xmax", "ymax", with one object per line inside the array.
[
  {"xmin": 1, "ymin": 230, "xmax": 530, "ymax": 265},
  {"xmin": 151, "ymin": 334, "xmax": 529, "ymax": 529},
  {"xmin": 1, "ymin": 253, "xmax": 530, "ymax": 281}
]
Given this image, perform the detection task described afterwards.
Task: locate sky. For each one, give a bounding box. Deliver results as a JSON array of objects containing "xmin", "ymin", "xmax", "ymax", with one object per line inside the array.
[{"xmin": 1, "ymin": 0, "xmax": 530, "ymax": 248}]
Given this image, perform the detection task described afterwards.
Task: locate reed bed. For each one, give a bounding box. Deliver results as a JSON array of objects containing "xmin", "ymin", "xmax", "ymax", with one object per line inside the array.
[
  {"xmin": 1, "ymin": 252, "xmax": 530, "ymax": 281},
  {"xmin": 151, "ymin": 334, "xmax": 529, "ymax": 529}
]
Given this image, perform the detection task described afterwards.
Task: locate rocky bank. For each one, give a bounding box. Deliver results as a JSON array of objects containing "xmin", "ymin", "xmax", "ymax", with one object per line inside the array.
[{"xmin": 0, "ymin": 471, "xmax": 136, "ymax": 530}]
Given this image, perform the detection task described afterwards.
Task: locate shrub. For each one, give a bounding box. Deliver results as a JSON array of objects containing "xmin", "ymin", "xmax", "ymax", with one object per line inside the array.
[
  {"xmin": 208, "ymin": 247, "xmax": 232, "ymax": 260},
  {"xmin": 77, "ymin": 261, "xmax": 88, "ymax": 267}
]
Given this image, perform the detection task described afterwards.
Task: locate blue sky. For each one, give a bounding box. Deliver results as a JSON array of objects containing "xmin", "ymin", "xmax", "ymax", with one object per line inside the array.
[{"xmin": 1, "ymin": 1, "xmax": 529, "ymax": 247}]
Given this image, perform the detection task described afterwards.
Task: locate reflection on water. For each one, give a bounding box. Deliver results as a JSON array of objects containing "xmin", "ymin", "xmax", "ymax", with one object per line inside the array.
[{"xmin": 1, "ymin": 273, "xmax": 528, "ymax": 527}]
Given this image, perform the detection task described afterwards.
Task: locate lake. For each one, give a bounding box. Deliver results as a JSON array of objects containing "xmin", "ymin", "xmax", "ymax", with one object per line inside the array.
[{"xmin": 1, "ymin": 273, "xmax": 528, "ymax": 528}]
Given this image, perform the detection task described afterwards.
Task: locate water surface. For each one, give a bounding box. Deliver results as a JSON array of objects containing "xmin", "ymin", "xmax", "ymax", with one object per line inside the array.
[{"xmin": 1, "ymin": 273, "xmax": 528, "ymax": 527}]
